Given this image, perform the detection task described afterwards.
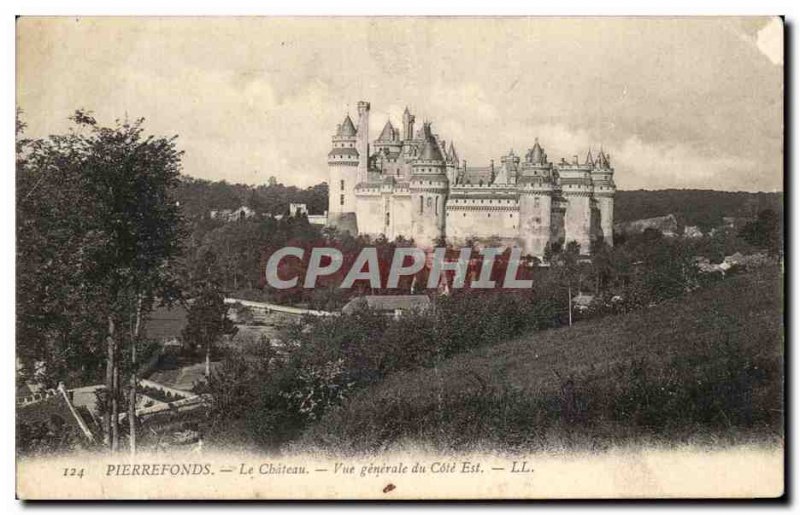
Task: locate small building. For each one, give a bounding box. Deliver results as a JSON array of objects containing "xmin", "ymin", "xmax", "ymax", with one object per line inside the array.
[
  {"xmin": 210, "ymin": 206, "xmax": 256, "ymax": 222},
  {"xmin": 289, "ymin": 203, "xmax": 309, "ymax": 216},
  {"xmin": 307, "ymin": 212, "xmax": 328, "ymax": 225},
  {"xmin": 341, "ymin": 294, "xmax": 431, "ymax": 319}
]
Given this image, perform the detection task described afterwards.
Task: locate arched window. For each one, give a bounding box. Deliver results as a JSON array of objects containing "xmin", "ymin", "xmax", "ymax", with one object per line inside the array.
[
  {"xmin": 419, "ymin": 196, "xmax": 424, "ymax": 214},
  {"xmin": 385, "ymin": 211, "xmax": 390, "ymax": 226}
]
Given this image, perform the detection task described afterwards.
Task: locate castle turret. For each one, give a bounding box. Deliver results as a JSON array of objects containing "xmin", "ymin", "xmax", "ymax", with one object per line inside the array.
[
  {"xmin": 326, "ymin": 114, "xmax": 359, "ymax": 234},
  {"xmin": 410, "ymin": 122, "xmax": 449, "ymax": 246},
  {"xmin": 591, "ymin": 149, "xmax": 615, "ymax": 246},
  {"xmin": 517, "ymin": 138, "xmax": 555, "ymax": 256},
  {"xmin": 356, "ymin": 101, "xmax": 370, "ymax": 185},
  {"xmin": 499, "ymin": 148, "xmax": 520, "ymax": 185}
]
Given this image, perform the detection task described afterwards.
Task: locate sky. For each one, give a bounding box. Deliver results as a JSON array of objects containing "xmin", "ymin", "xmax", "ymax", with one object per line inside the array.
[{"xmin": 17, "ymin": 16, "xmax": 783, "ymax": 191}]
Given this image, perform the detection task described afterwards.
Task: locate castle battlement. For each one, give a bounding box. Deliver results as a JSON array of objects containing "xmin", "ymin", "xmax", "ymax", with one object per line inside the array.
[{"xmin": 327, "ymin": 101, "xmax": 616, "ymax": 256}]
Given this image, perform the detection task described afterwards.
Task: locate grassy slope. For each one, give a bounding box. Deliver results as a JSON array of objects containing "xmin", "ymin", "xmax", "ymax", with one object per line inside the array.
[{"xmin": 301, "ymin": 267, "xmax": 784, "ymax": 452}]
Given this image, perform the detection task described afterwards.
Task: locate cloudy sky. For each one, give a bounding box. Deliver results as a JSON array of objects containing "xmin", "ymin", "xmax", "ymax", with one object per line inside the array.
[{"xmin": 17, "ymin": 17, "xmax": 783, "ymax": 191}]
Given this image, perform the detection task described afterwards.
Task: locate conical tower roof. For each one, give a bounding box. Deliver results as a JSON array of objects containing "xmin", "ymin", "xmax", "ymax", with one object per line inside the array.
[
  {"xmin": 419, "ymin": 123, "xmax": 445, "ymax": 162},
  {"xmin": 528, "ymin": 138, "xmax": 546, "ymax": 164},
  {"xmin": 585, "ymin": 150, "xmax": 594, "ymax": 167},
  {"xmin": 338, "ymin": 115, "xmax": 357, "ymax": 137},
  {"xmin": 378, "ymin": 119, "xmax": 396, "ymax": 141}
]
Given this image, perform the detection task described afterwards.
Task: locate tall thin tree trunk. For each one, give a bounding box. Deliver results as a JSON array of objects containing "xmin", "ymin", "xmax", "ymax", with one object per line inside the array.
[
  {"xmin": 129, "ymin": 295, "xmax": 143, "ymax": 456},
  {"xmin": 105, "ymin": 316, "xmax": 115, "ymax": 449},
  {"xmin": 111, "ymin": 349, "xmax": 119, "ymax": 452}
]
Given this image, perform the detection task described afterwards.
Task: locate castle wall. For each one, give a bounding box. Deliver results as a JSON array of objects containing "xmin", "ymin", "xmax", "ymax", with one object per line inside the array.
[
  {"xmin": 354, "ymin": 192, "xmax": 383, "ymax": 238},
  {"xmin": 353, "ymin": 189, "xmax": 413, "ymax": 241},
  {"xmin": 410, "ymin": 189, "xmax": 447, "ymax": 246},
  {"xmin": 563, "ymin": 192, "xmax": 593, "ymax": 254},
  {"xmin": 596, "ymin": 195, "xmax": 614, "ymax": 246},
  {"xmin": 517, "ymin": 191, "xmax": 553, "ymax": 257},
  {"xmin": 390, "ymin": 195, "xmax": 413, "ymax": 240},
  {"xmin": 446, "ymin": 198, "xmax": 520, "ymax": 246}
]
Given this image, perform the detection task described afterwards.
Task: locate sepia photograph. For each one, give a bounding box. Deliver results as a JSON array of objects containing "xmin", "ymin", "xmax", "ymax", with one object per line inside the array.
[{"xmin": 13, "ymin": 14, "xmax": 785, "ymax": 500}]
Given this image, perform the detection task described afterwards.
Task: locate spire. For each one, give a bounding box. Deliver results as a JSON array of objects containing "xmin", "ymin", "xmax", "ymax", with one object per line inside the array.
[
  {"xmin": 448, "ymin": 142, "xmax": 459, "ymax": 164},
  {"xmin": 585, "ymin": 150, "xmax": 594, "ymax": 167},
  {"xmin": 378, "ymin": 119, "xmax": 396, "ymax": 141},
  {"xmin": 337, "ymin": 115, "xmax": 357, "ymax": 137},
  {"xmin": 402, "ymin": 107, "xmax": 415, "ymax": 141},
  {"xmin": 596, "ymin": 148, "xmax": 610, "ymax": 168}
]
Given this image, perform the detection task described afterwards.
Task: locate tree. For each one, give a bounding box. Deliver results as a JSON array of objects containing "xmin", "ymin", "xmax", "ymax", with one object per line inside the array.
[
  {"xmin": 738, "ymin": 209, "xmax": 782, "ymax": 257},
  {"xmin": 549, "ymin": 241, "xmax": 582, "ymax": 326},
  {"xmin": 17, "ymin": 110, "xmax": 184, "ymax": 451},
  {"xmin": 182, "ymin": 280, "xmax": 238, "ymax": 377}
]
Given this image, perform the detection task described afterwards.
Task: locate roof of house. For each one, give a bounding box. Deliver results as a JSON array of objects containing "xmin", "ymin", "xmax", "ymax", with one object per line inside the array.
[
  {"xmin": 341, "ymin": 295, "xmax": 431, "ymax": 315},
  {"xmin": 16, "ymin": 387, "xmax": 97, "ymax": 441}
]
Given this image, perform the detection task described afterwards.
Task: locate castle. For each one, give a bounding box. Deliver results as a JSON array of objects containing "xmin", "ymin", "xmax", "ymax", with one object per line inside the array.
[{"xmin": 327, "ymin": 101, "xmax": 616, "ymax": 257}]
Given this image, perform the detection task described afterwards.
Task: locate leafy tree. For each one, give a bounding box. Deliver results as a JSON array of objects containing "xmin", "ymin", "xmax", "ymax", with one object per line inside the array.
[
  {"xmin": 738, "ymin": 209, "xmax": 782, "ymax": 257},
  {"xmin": 181, "ymin": 280, "xmax": 238, "ymax": 377},
  {"xmin": 549, "ymin": 241, "xmax": 584, "ymax": 326},
  {"xmin": 17, "ymin": 110, "xmax": 184, "ymax": 451}
]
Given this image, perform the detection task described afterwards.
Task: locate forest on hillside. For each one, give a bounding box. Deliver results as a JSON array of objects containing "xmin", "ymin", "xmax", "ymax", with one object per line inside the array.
[
  {"xmin": 174, "ymin": 176, "xmax": 328, "ymax": 220},
  {"xmin": 173, "ymin": 179, "xmax": 783, "ymax": 235},
  {"xmin": 614, "ymin": 189, "xmax": 783, "ymax": 231}
]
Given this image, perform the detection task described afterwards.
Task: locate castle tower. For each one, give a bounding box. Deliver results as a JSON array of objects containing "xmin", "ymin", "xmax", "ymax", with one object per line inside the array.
[
  {"xmin": 517, "ymin": 139, "xmax": 554, "ymax": 256},
  {"xmin": 326, "ymin": 114, "xmax": 359, "ymax": 234},
  {"xmin": 556, "ymin": 147, "xmax": 595, "ymax": 254},
  {"xmin": 356, "ymin": 101, "xmax": 370, "ymax": 184},
  {"xmin": 402, "ymin": 107, "xmax": 416, "ymax": 141},
  {"xmin": 410, "ymin": 122, "xmax": 449, "ymax": 246},
  {"xmin": 592, "ymin": 149, "xmax": 616, "ymax": 246},
  {"xmin": 499, "ymin": 148, "xmax": 520, "ymax": 185}
]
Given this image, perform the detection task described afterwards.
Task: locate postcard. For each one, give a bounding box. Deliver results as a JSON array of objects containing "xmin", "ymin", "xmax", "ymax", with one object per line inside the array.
[{"xmin": 15, "ymin": 16, "xmax": 784, "ymax": 500}]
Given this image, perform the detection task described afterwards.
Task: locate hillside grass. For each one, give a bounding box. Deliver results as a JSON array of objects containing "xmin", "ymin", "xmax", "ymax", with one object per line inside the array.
[{"xmin": 299, "ymin": 266, "xmax": 784, "ymax": 453}]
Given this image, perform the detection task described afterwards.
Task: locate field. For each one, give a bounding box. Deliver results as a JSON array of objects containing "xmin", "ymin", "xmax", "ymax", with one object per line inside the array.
[{"xmin": 300, "ymin": 266, "xmax": 784, "ymax": 453}]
